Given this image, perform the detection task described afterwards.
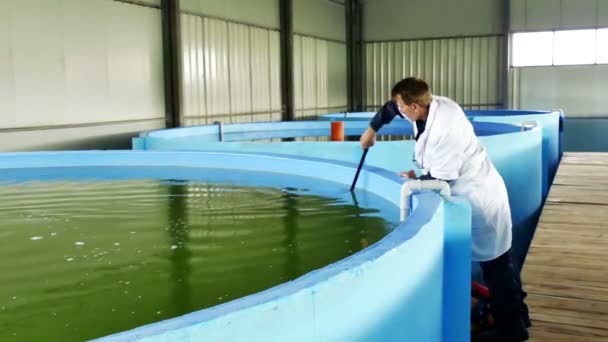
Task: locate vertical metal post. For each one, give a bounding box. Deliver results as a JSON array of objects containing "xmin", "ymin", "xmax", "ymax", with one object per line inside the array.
[
  {"xmin": 346, "ymin": 0, "xmax": 354, "ymax": 111},
  {"xmin": 161, "ymin": 0, "xmax": 182, "ymax": 128},
  {"xmin": 346, "ymin": 0, "xmax": 364, "ymax": 112},
  {"xmin": 355, "ymin": 0, "xmax": 364, "ymax": 112},
  {"xmin": 279, "ymin": 0, "xmax": 294, "ymax": 122},
  {"xmin": 501, "ymin": 0, "xmax": 511, "ymax": 109}
]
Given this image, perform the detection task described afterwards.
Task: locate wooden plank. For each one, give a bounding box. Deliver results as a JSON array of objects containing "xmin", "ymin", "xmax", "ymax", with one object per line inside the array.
[
  {"xmin": 529, "ymin": 321, "xmax": 608, "ymax": 339},
  {"xmin": 560, "ymin": 153, "xmax": 608, "ymax": 167},
  {"xmin": 531, "ymin": 223, "xmax": 608, "ymax": 237},
  {"xmin": 551, "ymin": 179, "xmax": 608, "ymax": 188},
  {"xmin": 528, "ymin": 329, "xmax": 591, "ymax": 342},
  {"xmin": 527, "ymin": 234, "xmax": 608, "ymax": 248},
  {"xmin": 525, "ymin": 283, "xmax": 608, "ymax": 303},
  {"xmin": 528, "ymin": 320, "xmax": 608, "ymax": 341},
  {"xmin": 525, "ymin": 244, "xmax": 608, "ymax": 257},
  {"xmin": 526, "ymin": 247, "xmax": 608, "ymax": 261},
  {"xmin": 561, "ymin": 152, "xmax": 608, "ymax": 161},
  {"xmin": 538, "ymin": 204, "xmax": 608, "ymax": 226},
  {"xmin": 524, "ymin": 254, "xmax": 608, "ymax": 271},
  {"xmin": 523, "ymin": 153, "xmax": 608, "ymax": 341},
  {"xmin": 551, "ymin": 180, "xmax": 608, "ymax": 189},
  {"xmin": 553, "ymin": 164, "xmax": 608, "ymax": 172},
  {"xmin": 524, "ymin": 264, "xmax": 608, "ymax": 284},
  {"xmin": 526, "ymin": 293, "xmax": 608, "ymax": 320},
  {"xmin": 537, "ymin": 216, "xmax": 608, "ymax": 228},
  {"xmin": 545, "ymin": 191, "xmax": 608, "ymax": 206},
  {"xmin": 541, "ymin": 202, "xmax": 608, "ymax": 212},
  {"xmin": 531, "ymin": 312, "xmax": 608, "ymax": 331},
  {"xmin": 549, "ymin": 183, "xmax": 608, "ymax": 192}
]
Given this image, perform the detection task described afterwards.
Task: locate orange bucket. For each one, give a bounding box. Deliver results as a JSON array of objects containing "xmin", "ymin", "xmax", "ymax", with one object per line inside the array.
[{"xmin": 330, "ymin": 121, "xmax": 344, "ymax": 141}]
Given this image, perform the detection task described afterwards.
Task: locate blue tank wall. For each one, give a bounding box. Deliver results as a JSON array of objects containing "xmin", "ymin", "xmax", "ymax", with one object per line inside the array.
[
  {"xmin": 0, "ymin": 151, "xmax": 471, "ymax": 342},
  {"xmin": 320, "ymin": 110, "xmax": 561, "ymax": 199},
  {"xmin": 467, "ymin": 110, "xmax": 561, "ymax": 199},
  {"xmin": 134, "ymin": 121, "xmax": 543, "ymax": 268}
]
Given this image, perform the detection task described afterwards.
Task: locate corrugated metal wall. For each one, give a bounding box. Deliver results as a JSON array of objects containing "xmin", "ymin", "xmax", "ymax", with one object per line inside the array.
[
  {"xmin": 293, "ymin": 35, "xmax": 347, "ymax": 120},
  {"xmin": 365, "ymin": 36, "xmax": 504, "ymax": 111},
  {"xmin": 180, "ymin": 13, "xmax": 282, "ymax": 126},
  {"xmin": 180, "ymin": 0, "xmax": 347, "ymax": 126}
]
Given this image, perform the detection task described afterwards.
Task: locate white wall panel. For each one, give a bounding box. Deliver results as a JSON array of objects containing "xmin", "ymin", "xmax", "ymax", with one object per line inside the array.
[
  {"xmin": 180, "ymin": 13, "xmax": 282, "ymax": 125},
  {"xmin": 0, "ymin": 0, "xmax": 16, "ymax": 128},
  {"xmin": 268, "ymin": 31, "xmax": 282, "ymax": 121},
  {"xmin": 364, "ymin": 0, "xmax": 504, "ymax": 41},
  {"xmin": 0, "ymin": 0, "xmax": 165, "ymax": 132},
  {"xmin": 327, "ymin": 41, "xmax": 347, "ymax": 110},
  {"xmin": 292, "ymin": 34, "xmax": 341, "ymax": 119},
  {"xmin": 0, "ymin": 119, "xmax": 165, "ymax": 152},
  {"xmin": 108, "ymin": 2, "xmax": 144, "ymax": 121},
  {"xmin": 302, "ymin": 37, "xmax": 317, "ymax": 117},
  {"xmin": 293, "ymin": 35, "xmax": 304, "ymax": 119},
  {"xmin": 63, "ymin": 0, "xmax": 107, "ymax": 123},
  {"xmin": 512, "ymin": 0, "xmax": 606, "ymax": 31},
  {"xmin": 204, "ymin": 18, "xmax": 230, "ymax": 117},
  {"xmin": 11, "ymin": 0, "xmax": 66, "ymax": 127},
  {"xmin": 510, "ymin": 0, "xmax": 527, "ymax": 32},
  {"xmin": 315, "ymin": 39, "xmax": 328, "ymax": 112},
  {"xmin": 251, "ymin": 27, "xmax": 271, "ymax": 121},
  {"xmin": 181, "ymin": 15, "xmax": 195, "ymax": 121},
  {"xmin": 561, "ymin": 0, "xmax": 597, "ymax": 29},
  {"xmin": 294, "ymin": 0, "xmax": 345, "ymax": 42},
  {"xmin": 601, "ymin": 1, "xmax": 608, "ymax": 26},
  {"xmin": 510, "ymin": 64, "xmax": 608, "ymax": 117},
  {"xmin": 365, "ymin": 36, "xmax": 504, "ymax": 110},
  {"xmin": 525, "ymin": 0, "xmax": 561, "ymax": 30},
  {"xmin": 181, "ymin": 0, "xmax": 279, "ymax": 30},
  {"xmin": 229, "ymin": 23, "xmax": 252, "ymax": 117}
]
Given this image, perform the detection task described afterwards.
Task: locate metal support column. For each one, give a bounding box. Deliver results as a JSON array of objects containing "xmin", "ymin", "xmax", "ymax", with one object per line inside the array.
[
  {"xmin": 501, "ymin": 0, "xmax": 511, "ymax": 109},
  {"xmin": 279, "ymin": 0, "xmax": 294, "ymax": 122},
  {"xmin": 346, "ymin": 0, "xmax": 364, "ymax": 112},
  {"xmin": 161, "ymin": 0, "xmax": 182, "ymax": 128}
]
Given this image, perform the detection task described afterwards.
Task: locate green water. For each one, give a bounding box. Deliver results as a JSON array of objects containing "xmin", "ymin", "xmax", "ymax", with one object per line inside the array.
[{"xmin": 0, "ymin": 179, "xmax": 395, "ymax": 341}]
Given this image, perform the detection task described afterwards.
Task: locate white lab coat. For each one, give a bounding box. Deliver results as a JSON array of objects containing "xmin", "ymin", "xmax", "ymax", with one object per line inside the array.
[{"xmin": 414, "ymin": 96, "xmax": 512, "ymax": 262}]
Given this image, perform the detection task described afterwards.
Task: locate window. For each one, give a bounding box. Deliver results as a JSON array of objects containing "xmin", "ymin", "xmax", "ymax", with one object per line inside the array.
[
  {"xmin": 512, "ymin": 28, "xmax": 608, "ymax": 67},
  {"xmin": 553, "ymin": 29, "xmax": 596, "ymax": 65},
  {"xmin": 512, "ymin": 32, "xmax": 553, "ymax": 67},
  {"xmin": 597, "ymin": 28, "xmax": 608, "ymax": 64}
]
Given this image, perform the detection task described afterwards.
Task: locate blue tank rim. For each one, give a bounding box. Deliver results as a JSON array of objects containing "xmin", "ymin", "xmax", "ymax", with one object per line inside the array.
[{"xmin": 137, "ymin": 120, "xmax": 524, "ymax": 142}]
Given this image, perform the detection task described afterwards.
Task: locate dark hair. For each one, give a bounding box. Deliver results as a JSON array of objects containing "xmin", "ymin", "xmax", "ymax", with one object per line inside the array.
[{"xmin": 391, "ymin": 77, "xmax": 432, "ymax": 105}]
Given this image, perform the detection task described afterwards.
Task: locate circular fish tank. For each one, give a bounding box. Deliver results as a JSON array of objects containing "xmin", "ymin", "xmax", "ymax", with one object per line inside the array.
[
  {"xmin": 134, "ymin": 119, "xmax": 544, "ymax": 267},
  {"xmin": 0, "ymin": 151, "xmax": 472, "ymax": 341}
]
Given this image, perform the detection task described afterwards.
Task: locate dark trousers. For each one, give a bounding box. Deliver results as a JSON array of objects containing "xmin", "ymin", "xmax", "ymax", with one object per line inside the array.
[{"xmin": 480, "ymin": 248, "xmax": 530, "ymax": 341}]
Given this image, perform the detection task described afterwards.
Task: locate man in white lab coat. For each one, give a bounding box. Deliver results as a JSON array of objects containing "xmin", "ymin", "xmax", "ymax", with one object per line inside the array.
[{"xmin": 360, "ymin": 78, "xmax": 529, "ymax": 341}]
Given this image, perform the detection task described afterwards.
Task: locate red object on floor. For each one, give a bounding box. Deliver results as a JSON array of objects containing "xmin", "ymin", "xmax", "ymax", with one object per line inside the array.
[{"xmin": 472, "ymin": 281, "xmax": 491, "ymax": 298}]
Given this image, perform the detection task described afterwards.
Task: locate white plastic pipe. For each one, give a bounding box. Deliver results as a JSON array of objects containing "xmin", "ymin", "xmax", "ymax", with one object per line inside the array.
[{"xmin": 400, "ymin": 179, "xmax": 451, "ymax": 222}]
